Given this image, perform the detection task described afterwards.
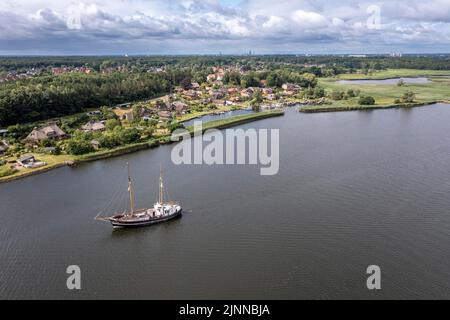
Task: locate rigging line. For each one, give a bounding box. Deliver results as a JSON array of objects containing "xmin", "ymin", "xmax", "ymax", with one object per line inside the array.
[{"xmin": 95, "ymin": 168, "xmax": 128, "ymax": 217}]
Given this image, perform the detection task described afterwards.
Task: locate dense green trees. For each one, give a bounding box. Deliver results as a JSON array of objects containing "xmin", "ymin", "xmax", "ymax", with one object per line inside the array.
[
  {"xmin": 240, "ymin": 72, "xmax": 260, "ymax": 88},
  {"xmin": 0, "ymin": 72, "xmax": 171, "ymax": 126}
]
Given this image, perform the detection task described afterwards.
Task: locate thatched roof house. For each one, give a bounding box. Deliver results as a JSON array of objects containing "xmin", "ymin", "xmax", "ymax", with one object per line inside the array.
[
  {"xmin": 81, "ymin": 121, "xmax": 106, "ymax": 132},
  {"xmin": 25, "ymin": 123, "xmax": 67, "ymax": 143}
]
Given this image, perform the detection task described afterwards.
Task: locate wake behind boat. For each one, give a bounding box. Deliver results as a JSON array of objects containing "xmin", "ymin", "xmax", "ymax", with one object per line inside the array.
[{"xmin": 96, "ymin": 164, "xmax": 182, "ymax": 228}]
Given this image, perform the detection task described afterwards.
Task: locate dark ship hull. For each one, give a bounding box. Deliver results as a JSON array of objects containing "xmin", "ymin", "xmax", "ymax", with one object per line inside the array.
[{"xmin": 108, "ymin": 208, "xmax": 182, "ymax": 228}]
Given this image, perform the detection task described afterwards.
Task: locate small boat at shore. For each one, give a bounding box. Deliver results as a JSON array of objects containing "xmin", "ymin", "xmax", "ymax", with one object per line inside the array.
[{"xmin": 96, "ymin": 163, "xmax": 182, "ymax": 228}]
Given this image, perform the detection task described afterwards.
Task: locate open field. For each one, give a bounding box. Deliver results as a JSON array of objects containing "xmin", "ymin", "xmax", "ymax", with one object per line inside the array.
[
  {"xmin": 301, "ymin": 74, "xmax": 450, "ymax": 113},
  {"xmin": 337, "ymin": 69, "xmax": 450, "ymax": 80}
]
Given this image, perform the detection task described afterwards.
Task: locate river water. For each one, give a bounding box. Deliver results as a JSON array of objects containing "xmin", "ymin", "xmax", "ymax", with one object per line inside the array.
[
  {"xmin": 1, "ymin": 105, "xmax": 450, "ymax": 299},
  {"xmin": 182, "ymin": 109, "xmax": 254, "ymax": 127},
  {"xmin": 338, "ymin": 77, "xmax": 431, "ymax": 85}
]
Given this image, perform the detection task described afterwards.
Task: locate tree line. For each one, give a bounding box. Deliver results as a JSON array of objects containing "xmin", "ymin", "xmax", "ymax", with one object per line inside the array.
[{"xmin": 0, "ymin": 72, "xmax": 173, "ymax": 126}]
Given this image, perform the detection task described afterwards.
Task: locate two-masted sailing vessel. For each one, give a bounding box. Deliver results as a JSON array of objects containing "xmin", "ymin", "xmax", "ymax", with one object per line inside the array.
[{"xmin": 96, "ymin": 164, "xmax": 182, "ymax": 228}]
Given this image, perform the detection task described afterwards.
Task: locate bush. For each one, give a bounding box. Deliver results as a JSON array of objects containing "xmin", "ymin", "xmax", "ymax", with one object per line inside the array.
[
  {"xmin": 65, "ymin": 139, "xmax": 95, "ymax": 155},
  {"xmin": 105, "ymin": 119, "xmax": 121, "ymax": 131},
  {"xmin": 401, "ymin": 91, "xmax": 416, "ymax": 103},
  {"xmin": 0, "ymin": 166, "xmax": 17, "ymax": 178},
  {"xmin": 330, "ymin": 90, "xmax": 344, "ymax": 101},
  {"xmin": 114, "ymin": 127, "xmax": 140, "ymax": 145},
  {"xmin": 6, "ymin": 124, "xmax": 34, "ymax": 142},
  {"xmin": 97, "ymin": 134, "xmax": 120, "ymax": 149},
  {"xmin": 358, "ymin": 95, "xmax": 376, "ymax": 105}
]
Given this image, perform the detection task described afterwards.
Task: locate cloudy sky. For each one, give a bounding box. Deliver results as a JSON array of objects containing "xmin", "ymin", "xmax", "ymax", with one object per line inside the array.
[{"xmin": 1, "ymin": 0, "xmax": 450, "ymax": 55}]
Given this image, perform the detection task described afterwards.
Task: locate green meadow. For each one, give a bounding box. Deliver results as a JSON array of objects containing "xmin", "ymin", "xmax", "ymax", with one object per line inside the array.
[
  {"xmin": 302, "ymin": 71, "xmax": 450, "ymax": 112},
  {"xmin": 337, "ymin": 69, "xmax": 450, "ymax": 80}
]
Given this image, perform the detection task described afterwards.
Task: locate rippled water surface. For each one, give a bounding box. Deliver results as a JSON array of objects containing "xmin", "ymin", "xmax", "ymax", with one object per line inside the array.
[{"xmin": 1, "ymin": 105, "xmax": 450, "ymax": 299}]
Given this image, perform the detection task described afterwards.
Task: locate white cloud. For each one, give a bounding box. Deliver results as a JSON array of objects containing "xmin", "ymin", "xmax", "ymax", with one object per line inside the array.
[
  {"xmin": 0, "ymin": 0, "xmax": 449, "ymax": 54},
  {"xmin": 291, "ymin": 10, "xmax": 329, "ymax": 28}
]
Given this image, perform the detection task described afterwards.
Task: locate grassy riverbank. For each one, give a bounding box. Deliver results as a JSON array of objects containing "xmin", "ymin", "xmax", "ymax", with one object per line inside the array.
[
  {"xmin": 177, "ymin": 104, "xmax": 247, "ymax": 123},
  {"xmin": 0, "ymin": 110, "xmax": 284, "ymax": 183},
  {"xmin": 300, "ymin": 101, "xmax": 444, "ymax": 113},
  {"xmin": 185, "ymin": 109, "xmax": 284, "ymax": 133}
]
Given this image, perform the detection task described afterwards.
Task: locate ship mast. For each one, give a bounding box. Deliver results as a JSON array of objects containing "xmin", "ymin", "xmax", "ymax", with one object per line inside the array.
[
  {"xmin": 159, "ymin": 163, "xmax": 164, "ymax": 205},
  {"xmin": 127, "ymin": 163, "xmax": 135, "ymax": 214}
]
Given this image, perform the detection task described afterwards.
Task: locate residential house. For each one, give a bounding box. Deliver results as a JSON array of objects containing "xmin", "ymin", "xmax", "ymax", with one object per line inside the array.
[
  {"xmin": 0, "ymin": 140, "xmax": 8, "ymax": 154},
  {"xmin": 227, "ymin": 87, "xmax": 239, "ymax": 95},
  {"xmin": 115, "ymin": 102, "xmax": 132, "ymax": 109},
  {"xmin": 81, "ymin": 121, "xmax": 106, "ymax": 132},
  {"xmin": 210, "ymin": 91, "xmax": 225, "ymax": 100},
  {"xmin": 17, "ymin": 155, "xmax": 46, "ymax": 168},
  {"xmin": 86, "ymin": 110, "xmax": 102, "ymax": 116},
  {"xmin": 216, "ymin": 73, "xmax": 224, "ymax": 82},
  {"xmin": 266, "ymin": 94, "xmax": 276, "ymax": 101},
  {"xmin": 17, "ymin": 155, "xmax": 35, "ymax": 167},
  {"xmin": 158, "ymin": 111, "xmax": 173, "ymax": 120},
  {"xmin": 173, "ymin": 102, "xmax": 189, "ymax": 115},
  {"xmin": 154, "ymin": 100, "xmax": 171, "ymax": 111},
  {"xmin": 90, "ymin": 140, "xmax": 101, "ymax": 150},
  {"xmin": 282, "ymin": 83, "xmax": 301, "ymax": 92},
  {"xmin": 25, "ymin": 123, "xmax": 67, "ymax": 144},
  {"xmin": 207, "ymin": 74, "xmax": 216, "ymax": 82},
  {"xmin": 229, "ymin": 96, "xmax": 241, "ymax": 103},
  {"xmin": 183, "ymin": 90, "xmax": 199, "ymax": 100},
  {"xmin": 113, "ymin": 109, "xmax": 134, "ymax": 122},
  {"xmin": 262, "ymin": 88, "xmax": 273, "ymax": 95},
  {"xmin": 43, "ymin": 147, "xmax": 57, "ymax": 154},
  {"xmin": 240, "ymin": 88, "xmax": 254, "ymax": 98}
]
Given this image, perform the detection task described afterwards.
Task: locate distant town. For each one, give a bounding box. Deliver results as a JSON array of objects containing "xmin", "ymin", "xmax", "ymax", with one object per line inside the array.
[{"xmin": 1, "ymin": 54, "xmax": 450, "ymax": 181}]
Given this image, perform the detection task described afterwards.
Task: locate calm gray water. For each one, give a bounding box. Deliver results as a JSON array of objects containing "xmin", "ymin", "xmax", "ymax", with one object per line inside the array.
[
  {"xmin": 1, "ymin": 105, "xmax": 450, "ymax": 299},
  {"xmin": 338, "ymin": 77, "xmax": 431, "ymax": 85},
  {"xmin": 182, "ymin": 109, "xmax": 253, "ymax": 127}
]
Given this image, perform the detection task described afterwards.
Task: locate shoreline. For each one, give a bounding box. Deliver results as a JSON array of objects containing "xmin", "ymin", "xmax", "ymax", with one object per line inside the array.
[
  {"xmin": 0, "ymin": 110, "xmax": 284, "ymax": 184},
  {"xmin": 185, "ymin": 109, "xmax": 284, "ymax": 133},
  {"xmin": 299, "ymin": 100, "xmax": 450, "ymax": 113}
]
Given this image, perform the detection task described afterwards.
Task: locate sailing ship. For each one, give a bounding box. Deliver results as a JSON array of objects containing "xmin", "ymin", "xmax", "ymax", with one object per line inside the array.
[{"xmin": 96, "ymin": 163, "xmax": 182, "ymax": 228}]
